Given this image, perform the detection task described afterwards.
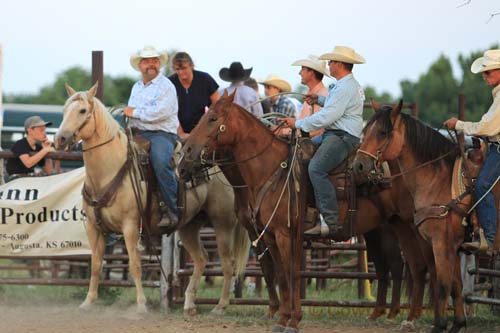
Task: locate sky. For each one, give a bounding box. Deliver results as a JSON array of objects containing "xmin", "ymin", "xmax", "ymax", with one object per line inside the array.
[{"xmin": 0, "ymin": 0, "xmax": 499, "ymax": 100}]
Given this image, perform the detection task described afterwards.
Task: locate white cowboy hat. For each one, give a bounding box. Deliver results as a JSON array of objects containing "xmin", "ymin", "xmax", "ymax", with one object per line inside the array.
[
  {"xmin": 471, "ymin": 49, "xmax": 500, "ymax": 74},
  {"xmin": 319, "ymin": 46, "xmax": 366, "ymax": 64},
  {"xmin": 130, "ymin": 46, "xmax": 169, "ymax": 71},
  {"xmin": 291, "ymin": 55, "xmax": 330, "ymax": 77},
  {"xmin": 258, "ymin": 74, "xmax": 292, "ymax": 93}
]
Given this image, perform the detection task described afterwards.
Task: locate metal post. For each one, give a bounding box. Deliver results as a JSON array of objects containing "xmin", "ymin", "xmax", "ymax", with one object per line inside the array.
[
  {"xmin": 91, "ymin": 51, "xmax": 104, "ymax": 101},
  {"xmin": 160, "ymin": 233, "xmax": 175, "ymax": 312}
]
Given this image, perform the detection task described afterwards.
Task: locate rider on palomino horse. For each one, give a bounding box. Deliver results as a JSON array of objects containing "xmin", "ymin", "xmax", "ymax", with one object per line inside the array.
[{"xmin": 282, "ymin": 45, "xmax": 366, "ymax": 237}]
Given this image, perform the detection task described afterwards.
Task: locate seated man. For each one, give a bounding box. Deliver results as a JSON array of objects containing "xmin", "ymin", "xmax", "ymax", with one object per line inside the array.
[
  {"xmin": 6, "ymin": 116, "xmax": 54, "ymax": 181},
  {"xmin": 444, "ymin": 48, "xmax": 500, "ymax": 254},
  {"xmin": 283, "ymin": 46, "xmax": 366, "ymax": 237},
  {"xmin": 124, "ymin": 46, "xmax": 179, "ymax": 231}
]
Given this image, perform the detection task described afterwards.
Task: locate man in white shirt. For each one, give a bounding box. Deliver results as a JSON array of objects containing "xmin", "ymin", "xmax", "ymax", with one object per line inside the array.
[{"xmin": 124, "ymin": 46, "xmax": 179, "ymax": 232}]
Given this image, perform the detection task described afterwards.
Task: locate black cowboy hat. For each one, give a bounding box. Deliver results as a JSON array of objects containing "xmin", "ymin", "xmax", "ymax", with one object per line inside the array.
[{"xmin": 219, "ymin": 62, "xmax": 253, "ymax": 82}]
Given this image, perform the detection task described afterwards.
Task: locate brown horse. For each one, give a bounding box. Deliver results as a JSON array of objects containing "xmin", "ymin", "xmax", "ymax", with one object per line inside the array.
[
  {"xmin": 179, "ymin": 92, "xmax": 430, "ymax": 332},
  {"xmin": 352, "ymin": 102, "xmax": 468, "ymax": 333},
  {"xmin": 55, "ymin": 84, "xmax": 250, "ymax": 316}
]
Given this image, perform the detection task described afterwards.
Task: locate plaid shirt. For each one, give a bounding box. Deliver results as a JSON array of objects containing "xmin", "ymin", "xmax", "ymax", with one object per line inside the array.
[{"xmin": 271, "ymin": 96, "xmax": 297, "ymax": 118}]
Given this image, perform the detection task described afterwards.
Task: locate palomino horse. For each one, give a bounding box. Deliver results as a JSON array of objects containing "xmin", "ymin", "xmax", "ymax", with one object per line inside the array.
[
  {"xmin": 179, "ymin": 92, "xmax": 429, "ymax": 332},
  {"xmin": 55, "ymin": 83, "xmax": 250, "ymax": 315},
  {"xmin": 353, "ymin": 102, "xmax": 468, "ymax": 333}
]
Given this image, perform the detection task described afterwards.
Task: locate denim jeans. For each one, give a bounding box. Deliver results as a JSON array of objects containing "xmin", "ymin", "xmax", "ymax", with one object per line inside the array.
[
  {"xmin": 475, "ymin": 144, "xmax": 500, "ymax": 246},
  {"xmin": 308, "ymin": 130, "xmax": 359, "ymax": 224},
  {"xmin": 139, "ymin": 130, "xmax": 178, "ymax": 214}
]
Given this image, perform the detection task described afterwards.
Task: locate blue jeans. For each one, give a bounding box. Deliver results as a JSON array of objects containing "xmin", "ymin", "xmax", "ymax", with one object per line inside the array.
[
  {"xmin": 475, "ymin": 144, "xmax": 500, "ymax": 246},
  {"xmin": 139, "ymin": 130, "xmax": 178, "ymax": 214},
  {"xmin": 308, "ymin": 130, "xmax": 359, "ymax": 224}
]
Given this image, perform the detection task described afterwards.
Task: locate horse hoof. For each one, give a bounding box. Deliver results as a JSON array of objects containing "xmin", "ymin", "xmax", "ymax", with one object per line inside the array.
[
  {"xmin": 399, "ymin": 320, "xmax": 416, "ymax": 332},
  {"xmin": 430, "ymin": 326, "xmax": 445, "ymax": 333},
  {"xmin": 210, "ymin": 307, "xmax": 225, "ymax": 316},
  {"xmin": 271, "ymin": 325, "xmax": 286, "ymax": 332},
  {"xmin": 79, "ymin": 302, "xmax": 92, "ymax": 311},
  {"xmin": 137, "ymin": 303, "xmax": 148, "ymax": 314},
  {"xmin": 283, "ymin": 327, "xmax": 299, "ymax": 333},
  {"xmin": 184, "ymin": 307, "xmax": 198, "ymax": 316}
]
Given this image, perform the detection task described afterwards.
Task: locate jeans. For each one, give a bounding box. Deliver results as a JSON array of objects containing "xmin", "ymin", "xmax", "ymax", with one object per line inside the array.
[
  {"xmin": 139, "ymin": 130, "xmax": 178, "ymax": 214},
  {"xmin": 308, "ymin": 130, "xmax": 359, "ymax": 224},
  {"xmin": 475, "ymin": 144, "xmax": 500, "ymax": 246}
]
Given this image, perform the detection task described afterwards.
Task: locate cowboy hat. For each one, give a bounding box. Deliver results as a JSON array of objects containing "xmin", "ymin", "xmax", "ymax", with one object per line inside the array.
[
  {"xmin": 291, "ymin": 55, "xmax": 330, "ymax": 77},
  {"xmin": 219, "ymin": 62, "xmax": 253, "ymax": 82},
  {"xmin": 130, "ymin": 46, "xmax": 169, "ymax": 71},
  {"xmin": 319, "ymin": 46, "xmax": 366, "ymax": 64},
  {"xmin": 471, "ymin": 49, "xmax": 500, "ymax": 74},
  {"xmin": 258, "ymin": 74, "xmax": 292, "ymax": 93}
]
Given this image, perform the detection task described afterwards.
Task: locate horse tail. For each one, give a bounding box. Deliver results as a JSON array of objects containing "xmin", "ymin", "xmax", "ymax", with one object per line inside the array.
[{"xmin": 231, "ymin": 222, "xmax": 250, "ymax": 277}]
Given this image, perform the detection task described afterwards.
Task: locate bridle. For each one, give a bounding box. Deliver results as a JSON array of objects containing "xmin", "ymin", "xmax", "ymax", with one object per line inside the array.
[{"xmin": 67, "ymin": 95, "xmax": 116, "ymax": 152}]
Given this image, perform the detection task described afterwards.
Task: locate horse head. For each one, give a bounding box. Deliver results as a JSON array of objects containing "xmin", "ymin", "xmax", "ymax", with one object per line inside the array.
[
  {"xmin": 179, "ymin": 89, "xmax": 238, "ymax": 180},
  {"xmin": 55, "ymin": 82, "xmax": 101, "ymax": 151},
  {"xmin": 353, "ymin": 100, "xmax": 405, "ymax": 184}
]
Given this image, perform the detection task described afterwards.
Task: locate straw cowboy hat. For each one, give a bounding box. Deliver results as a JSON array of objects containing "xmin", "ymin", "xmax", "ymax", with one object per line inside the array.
[
  {"xmin": 130, "ymin": 46, "xmax": 169, "ymax": 71},
  {"xmin": 319, "ymin": 46, "xmax": 366, "ymax": 64},
  {"xmin": 471, "ymin": 49, "xmax": 500, "ymax": 74},
  {"xmin": 291, "ymin": 55, "xmax": 330, "ymax": 76},
  {"xmin": 259, "ymin": 74, "xmax": 292, "ymax": 93},
  {"xmin": 219, "ymin": 62, "xmax": 253, "ymax": 82}
]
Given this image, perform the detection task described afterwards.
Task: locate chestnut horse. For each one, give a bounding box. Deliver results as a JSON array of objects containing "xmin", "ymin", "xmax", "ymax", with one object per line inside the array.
[
  {"xmin": 353, "ymin": 102, "xmax": 468, "ymax": 332},
  {"xmin": 179, "ymin": 92, "xmax": 430, "ymax": 332},
  {"xmin": 55, "ymin": 83, "xmax": 250, "ymax": 315}
]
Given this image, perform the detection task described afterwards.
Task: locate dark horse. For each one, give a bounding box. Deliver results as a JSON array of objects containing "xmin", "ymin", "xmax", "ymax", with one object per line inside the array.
[
  {"xmin": 353, "ymin": 102, "xmax": 468, "ymax": 332},
  {"xmin": 179, "ymin": 92, "xmax": 432, "ymax": 332}
]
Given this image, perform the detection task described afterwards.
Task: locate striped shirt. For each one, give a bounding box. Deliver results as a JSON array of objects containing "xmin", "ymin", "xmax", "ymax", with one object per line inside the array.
[{"xmin": 128, "ymin": 74, "xmax": 179, "ymax": 133}]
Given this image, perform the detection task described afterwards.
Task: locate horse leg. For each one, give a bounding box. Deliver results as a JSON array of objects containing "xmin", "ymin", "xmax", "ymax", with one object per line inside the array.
[
  {"xmin": 448, "ymin": 253, "xmax": 466, "ymax": 333},
  {"xmin": 80, "ymin": 221, "xmax": 106, "ymax": 310},
  {"xmin": 365, "ymin": 230, "xmax": 388, "ymax": 320},
  {"xmin": 387, "ymin": 253, "xmax": 403, "ymax": 321},
  {"xmin": 274, "ymin": 231, "xmax": 302, "ymax": 333},
  {"xmin": 177, "ymin": 223, "xmax": 206, "ymax": 316},
  {"xmin": 122, "ymin": 223, "xmax": 147, "ymax": 313},
  {"xmin": 430, "ymin": 240, "xmax": 455, "ymax": 333},
  {"xmin": 210, "ymin": 223, "xmax": 236, "ymax": 316},
  {"xmin": 258, "ymin": 245, "xmax": 281, "ymax": 320},
  {"xmin": 266, "ymin": 236, "xmax": 291, "ymax": 333}
]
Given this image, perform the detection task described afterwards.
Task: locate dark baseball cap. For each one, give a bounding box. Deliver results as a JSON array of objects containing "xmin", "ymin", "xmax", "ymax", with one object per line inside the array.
[{"xmin": 24, "ymin": 116, "xmax": 52, "ymax": 130}]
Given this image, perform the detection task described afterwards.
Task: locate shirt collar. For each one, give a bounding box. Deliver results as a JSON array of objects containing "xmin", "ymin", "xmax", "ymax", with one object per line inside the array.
[
  {"xmin": 139, "ymin": 73, "xmax": 162, "ymax": 87},
  {"xmin": 493, "ymin": 84, "xmax": 500, "ymax": 98}
]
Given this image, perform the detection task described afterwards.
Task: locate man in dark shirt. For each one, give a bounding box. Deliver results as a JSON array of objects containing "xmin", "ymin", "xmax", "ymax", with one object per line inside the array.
[
  {"xmin": 6, "ymin": 116, "xmax": 54, "ymax": 180},
  {"xmin": 168, "ymin": 52, "xmax": 219, "ymax": 140}
]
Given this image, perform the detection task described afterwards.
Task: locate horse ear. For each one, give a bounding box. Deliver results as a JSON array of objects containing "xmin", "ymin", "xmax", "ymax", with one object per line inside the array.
[
  {"xmin": 390, "ymin": 100, "xmax": 403, "ymax": 117},
  {"xmin": 228, "ymin": 88, "xmax": 237, "ymax": 103},
  {"xmin": 371, "ymin": 99, "xmax": 380, "ymax": 112},
  {"xmin": 87, "ymin": 81, "xmax": 99, "ymax": 99},
  {"xmin": 65, "ymin": 83, "xmax": 77, "ymax": 97},
  {"xmin": 222, "ymin": 89, "xmax": 229, "ymax": 99}
]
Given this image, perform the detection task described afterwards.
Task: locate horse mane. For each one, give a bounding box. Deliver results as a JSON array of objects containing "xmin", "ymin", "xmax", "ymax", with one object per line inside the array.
[
  {"xmin": 365, "ymin": 107, "xmax": 458, "ymax": 168},
  {"xmin": 64, "ymin": 91, "xmax": 121, "ymax": 138}
]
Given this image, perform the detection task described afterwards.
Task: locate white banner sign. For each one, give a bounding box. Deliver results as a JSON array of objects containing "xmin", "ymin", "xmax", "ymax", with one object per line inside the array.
[{"xmin": 0, "ymin": 167, "xmax": 91, "ymax": 256}]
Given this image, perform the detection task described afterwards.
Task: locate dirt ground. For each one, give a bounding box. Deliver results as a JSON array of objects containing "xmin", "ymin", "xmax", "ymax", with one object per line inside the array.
[{"xmin": 2, "ymin": 302, "xmax": 500, "ymax": 333}]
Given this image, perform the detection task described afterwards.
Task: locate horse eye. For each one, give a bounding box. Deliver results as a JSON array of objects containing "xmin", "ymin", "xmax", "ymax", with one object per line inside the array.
[
  {"xmin": 208, "ymin": 115, "xmax": 217, "ymax": 122},
  {"xmin": 380, "ymin": 130, "xmax": 388, "ymax": 137},
  {"xmin": 79, "ymin": 108, "xmax": 87, "ymax": 114}
]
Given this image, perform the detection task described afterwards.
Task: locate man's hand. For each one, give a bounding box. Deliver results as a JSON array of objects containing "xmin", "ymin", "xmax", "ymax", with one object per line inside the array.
[
  {"xmin": 281, "ymin": 118, "xmax": 297, "ymax": 129},
  {"xmin": 303, "ymin": 94, "xmax": 318, "ymax": 105},
  {"xmin": 124, "ymin": 106, "xmax": 135, "ymax": 118},
  {"xmin": 443, "ymin": 117, "xmax": 458, "ymax": 130}
]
